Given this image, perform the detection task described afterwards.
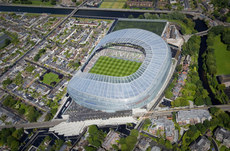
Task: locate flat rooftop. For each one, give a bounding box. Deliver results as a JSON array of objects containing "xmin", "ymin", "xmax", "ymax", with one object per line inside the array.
[{"xmin": 111, "ymin": 19, "xmax": 167, "ymax": 36}]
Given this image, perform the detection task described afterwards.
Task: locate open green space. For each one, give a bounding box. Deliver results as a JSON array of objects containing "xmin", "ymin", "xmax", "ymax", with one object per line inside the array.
[
  {"xmin": 169, "ymin": 19, "xmax": 195, "ymax": 34},
  {"xmin": 41, "ymin": 72, "xmax": 61, "ymax": 86},
  {"xmin": 30, "ymin": 0, "xmax": 53, "ymax": 6},
  {"xmin": 89, "ymin": 56, "xmax": 141, "ymax": 77},
  {"xmin": 112, "ymin": 20, "xmax": 166, "ymax": 36},
  {"xmin": 212, "ymin": 35, "xmax": 230, "ymax": 75},
  {"xmin": 12, "ymin": 0, "xmax": 56, "ymax": 6},
  {"xmin": 100, "ymin": 0, "xmax": 126, "ymax": 8}
]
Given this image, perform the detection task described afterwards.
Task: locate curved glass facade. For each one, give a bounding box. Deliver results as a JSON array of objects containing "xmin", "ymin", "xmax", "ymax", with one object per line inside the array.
[{"xmin": 67, "ymin": 29, "xmax": 172, "ymax": 112}]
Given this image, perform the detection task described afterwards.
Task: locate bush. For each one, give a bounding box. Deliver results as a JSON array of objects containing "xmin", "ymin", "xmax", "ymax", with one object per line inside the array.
[
  {"xmin": 2, "ymin": 78, "xmax": 12, "ymax": 86},
  {"xmin": 227, "ymin": 45, "xmax": 230, "ymax": 51}
]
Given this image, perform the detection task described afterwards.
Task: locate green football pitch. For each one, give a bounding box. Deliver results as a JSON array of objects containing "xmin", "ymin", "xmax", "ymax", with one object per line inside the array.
[{"xmin": 89, "ymin": 56, "xmax": 142, "ymax": 77}]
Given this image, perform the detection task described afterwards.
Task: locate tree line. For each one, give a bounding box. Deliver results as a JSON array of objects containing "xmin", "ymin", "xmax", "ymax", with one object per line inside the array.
[
  {"xmin": 202, "ymin": 26, "xmax": 229, "ymax": 104},
  {"xmin": 3, "ymin": 95, "xmax": 42, "ymax": 122}
]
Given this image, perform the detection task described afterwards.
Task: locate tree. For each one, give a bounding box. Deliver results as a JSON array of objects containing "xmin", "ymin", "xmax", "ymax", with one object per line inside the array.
[
  {"xmin": 121, "ymin": 144, "xmax": 128, "ymax": 151},
  {"xmin": 45, "ymin": 112, "xmax": 53, "ymax": 121},
  {"xmin": 165, "ymin": 140, "xmax": 173, "ymax": 149},
  {"xmin": 171, "ymin": 97, "xmax": 189, "ymax": 107},
  {"xmin": 130, "ymin": 129, "xmax": 138, "ymax": 137},
  {"xmin": 88, "ymin": 125, "xmax": 98, "ymax": 135},
  {"xmin": 51, "ymin": 139, "xmax": 64, "ymax": 151},
  {"xmin": 227, "ymin": 45, "xmax": 230, "ymax": 51},
  {"xmin": 12, "ymin": 128, "xmax": 24, "ymax": 139},
  {"xmin": 1, "ymin": 128, "xmax": 12, "ymax": 143},
  {"xmin": 2, "ymin": 78, "xmax": 12, "ymax": 86},
  {"xmin": 27, "ymin": 106, "xmax": 40, "ymax": 122},
  {"xmin": 138, "ymin": 15, "xmax": 144, "ymax": 19},
  {"xmin": 128, "ymin": 15, "xmax": 134, "ymax": 18},
  {"xmin": 50, "ymin": 0, "xmax": 56, "ymax": 5},
  {"xmin": 7, "ymin": 135, "xmax": 16, "ymax": 147},
  {"xmin": 195, "ymin": 123, "xmax": 206, "ymax": 134},
  {"xmin": 123, "ymin": 3, "xmax": 128, "ymax": 8},
  {"xmin": 209, "ymin": 107, "xmax": 220, "ymax": 116},
  {"xmin": 91, "ymin": 140, "xmax": 101, "ymax": 148},
  {"xmin": 222, "ymin": 31, "xmax": 230, "ymax": 44},
  {"xmin": 218, "ymin": 112, "xmax": 230, "ymax": 127},
  {"xmin": 112, "ymin": 144, "xmax": 119, "ymax": 150},
  {"xmin": 210, "ymin": 118, "xmax": 219, "ymax": 127},
  {"xmin": 204, "ymin": 97, "xmax": 212, "ymax": 105},
  {"xmin": 4, "ymin": 39, "xmax": 11, "ymax": 46},
  {"xmin": 194, "ymin": 96, "xmax": 204, "ymax": 106},
  {"xmin": 203, "ymin": 119, "xmax": 210, "ymax": 128},
  {"xmin": 14, "ymin": 72, "xmax": 23, "ymax": 86},
  {"xmin": 11, "ymin": 140, "xmax": 19, "ymax": 151},
  {"xmin": 34, "ymin": 54, "xmax": 40, "ymax": 61},
  {"xmin": 144, "ymin": 13, "xmax": 152, "ymax": 19},
  {"xmin": 84, "ymin": 146, "xmax": 97, "ymax": 151},
  {"xmin": 176, "ymin": 64, "xmax": 182, "ymax": 71}
]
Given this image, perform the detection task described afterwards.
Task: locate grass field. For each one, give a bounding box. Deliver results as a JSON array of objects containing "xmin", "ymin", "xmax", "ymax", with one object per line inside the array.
[
  {"xmin": 113, "ymin": 20, "xmax": 166, "ymax": 36},
  {"xmin": 212, "ymin": 35, "xmax": 230, "ymax": 75},
  {"xmin": 89, "ymin": 56, "xmax": 142, "ymax": 77},
  {"xmin": 13, "ymin": 0, "xmax": 53, "ymax": 6},
  {"xmin": 169, "ymin": 20, "xmax": 195, "ymax": 34},
  {"xmin": 42, "ymin": 72, "xmax": 61, "ymax": 86},
  {"xmin": 30, "ymin": 0, "xmax": 53, "ymax": 6},
  {"xmin": 100, "ymin": 0, "xmax": 126, "ymax": 9}
]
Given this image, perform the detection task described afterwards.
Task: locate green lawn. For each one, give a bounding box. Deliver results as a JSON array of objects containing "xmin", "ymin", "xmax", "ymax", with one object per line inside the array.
[
  {"xmin": 100, "ymin": 0, "xmax": 126, "ymax": 8},
  {"xmin": 169, "ymin": 20, "xmax": 194, "ymax": 34},
  {"xmin": 212, "ymin": 35, "xmax": 230, "ymax": 75},
  {"xmin": 30, "ymin": 0, "xmax": 53, "ymax": 6},
  {"xmin": 89, "ymin": 56, "xmax": 141, "ymax": 77},
  {"xmin": 113, "ymin": 20, "xmax": 166, "ymax": 36},
  {"xmin": 42, "ymin": 72, "xmax": 61, "ymax": 86},
  {"xmin": 12, "ymin": 0, "xmax": 53, "ymax": 6}
]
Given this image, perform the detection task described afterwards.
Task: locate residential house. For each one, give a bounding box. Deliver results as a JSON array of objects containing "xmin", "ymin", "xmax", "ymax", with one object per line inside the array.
[
  {"xmin": 214, "ymin": 127, "xmax": 230, "ymax": 148},
  {"xmin": 189, "ymin": 136, "xmax": 211, "ymax": 151},
  {"xmin": 149, "ymin": 118, "xmax": 178, "ymax": 142},
  {"xmin": 102, "ymin": 130, "xmax": 120, "ymax": 150},
  {"xmin": 126, "ymin": 0, "xmax": 153, "ymax": 8}
]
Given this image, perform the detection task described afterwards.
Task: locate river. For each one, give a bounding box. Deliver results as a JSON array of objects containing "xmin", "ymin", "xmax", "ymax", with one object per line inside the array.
[
  {"xmin": 0, "ymin": 5, "xmax": 145, "ymax": 18},
  {"xmin": 194, "ymin": 19, "xmax": 220, "ymax": 105}
]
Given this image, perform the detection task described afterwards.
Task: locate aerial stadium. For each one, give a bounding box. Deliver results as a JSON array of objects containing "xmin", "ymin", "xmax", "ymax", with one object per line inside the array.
[{"xmin": 67, "ymin": 28, "xmax": 172, "ymax": 112}]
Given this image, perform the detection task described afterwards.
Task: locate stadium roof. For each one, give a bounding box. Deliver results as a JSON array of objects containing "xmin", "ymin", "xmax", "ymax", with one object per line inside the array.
[{"xmin": 67, "ymin": 28, "xmax": 172, "ymax": 112}]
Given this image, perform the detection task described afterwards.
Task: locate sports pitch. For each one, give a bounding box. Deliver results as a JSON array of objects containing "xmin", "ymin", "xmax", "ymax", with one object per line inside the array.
[
  {"xmin": 99, "ymin": 0, "xmax": 126, "ymax": 9},
  {"xmin": 89, "ymin": 56, "xmax": 142, "ymax": 77}
]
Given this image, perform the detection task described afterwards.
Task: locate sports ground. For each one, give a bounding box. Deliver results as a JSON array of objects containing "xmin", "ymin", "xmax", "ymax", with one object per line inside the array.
[
  {"xmin": 99, "ymin": 0, "xmax": 126, "ymax": 9},
  {"xmin": 89, "ymin": 56, "xmax": 141, "ymax": 77}
]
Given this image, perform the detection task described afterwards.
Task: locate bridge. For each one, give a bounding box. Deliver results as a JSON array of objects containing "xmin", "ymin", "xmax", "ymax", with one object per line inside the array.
[
  {"xmin": 138, "ymin": 104, "xmax": 230, "ymax": 118},
  {"xmin": 183, "ymin": 27, "xmax": 211, "ymax": 42},
  {"xmin": 0, "ymin": 119, "xmax": 66, "ymax": 130},
  {"xmin": 0, "ymin": 104, "xmax": 229, "ymax": 130}
]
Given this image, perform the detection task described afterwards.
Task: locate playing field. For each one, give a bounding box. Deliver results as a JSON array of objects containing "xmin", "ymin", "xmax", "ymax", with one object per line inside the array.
[
  {"xmin": 212, "ymin": 35, "xmax": 230, "ymax": 75},
  {"xmin": 89, "ymin": 56, "xmax": 142, "ymax": 77},
  {"xmin": 42, "ymin": 72, "xmax": 61, "ymax": 86},
  {"xmin": 100, "ymin": 0, "xmax": 126, "ymax": 9}
]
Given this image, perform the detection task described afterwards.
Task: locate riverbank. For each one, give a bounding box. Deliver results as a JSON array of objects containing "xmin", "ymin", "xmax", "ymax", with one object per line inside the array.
[
  {"xmin": 201, "ymin": 26, "xmax": 230, "ymax": 104},
  {"xmin": 0, "ymin": 3, "xmax": 75, "ymax": 9}
]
